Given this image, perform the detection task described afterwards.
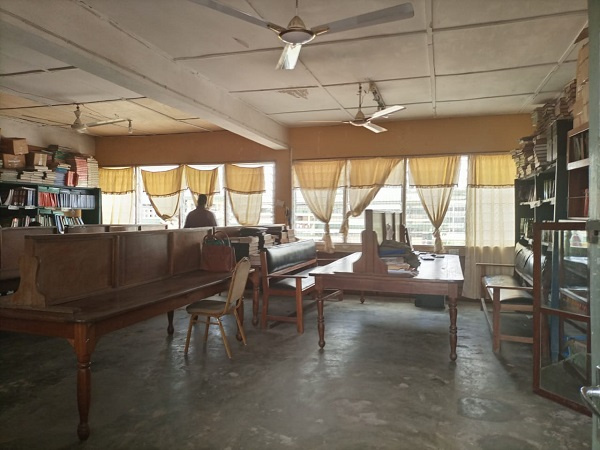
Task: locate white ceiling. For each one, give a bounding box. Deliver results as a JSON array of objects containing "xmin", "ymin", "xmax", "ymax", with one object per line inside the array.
[{"xmin": 0, "ymin": 0, "xmax": 588, "ymax": 149}]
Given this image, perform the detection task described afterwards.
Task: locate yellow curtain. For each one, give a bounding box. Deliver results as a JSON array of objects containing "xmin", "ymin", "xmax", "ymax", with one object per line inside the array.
[
  {"xmin": 99, "ymin": 167, "xmax": 134, "ymax": 194},
  {"xmin": 409, "ymin": 156, "xmax": 460, "ymax": 253},
  {"xmin": 463, "ymin": 154, "xmax": 516, "ymax": 298},
  {"xmin": 293, "ymin": 159, "xmax": 346, "ymax": 252},
  {"xmin": 224, "ymin": 164, "xmax": 265, "ymax": 226},
  {"xmin": 141, "ymin": 166, "xmax": 185, "ymax": 220},
  {"xmin": 340, "ymin": 157, "xmax": 403, "ymax": 240},
  {"xmin": 99, "ymin": 167, "xmax": 134, "ymax": 224},
  {"xmin": 184, "ymin": 165, "xmax": 219, "ymax": 207}
]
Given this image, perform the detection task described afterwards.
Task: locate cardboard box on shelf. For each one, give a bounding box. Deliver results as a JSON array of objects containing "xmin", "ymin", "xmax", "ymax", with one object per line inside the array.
[
  {"xmin": 576, "ymin": 41, "xmax": 589, "ymax": 88},
  {"xmin": 26, "ymin": 152, "xmax": 48, "ymax": 167},
  {"xmin": 2, "ymin": 154, "xmax": 26, "ymax": 169},
  {"xmin": 0, "ymin": 137, "xmax": 29, "ymax": 155}
]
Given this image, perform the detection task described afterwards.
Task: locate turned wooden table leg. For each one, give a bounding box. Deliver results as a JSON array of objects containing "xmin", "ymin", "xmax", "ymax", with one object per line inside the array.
[
  {"xmin": 448, "ymin": 295, "xmax": 458, "ymax": 361},
  {"xmin": 167, "ymin": 310, "xmax": 174, "ymax": 335},
  {"xmin": 315, "ymin": 277, "xmax": 326, "ymax": 348},
  {"xmin": 72, "ymin": 324, "xmax": 96, "ymax": 441}
]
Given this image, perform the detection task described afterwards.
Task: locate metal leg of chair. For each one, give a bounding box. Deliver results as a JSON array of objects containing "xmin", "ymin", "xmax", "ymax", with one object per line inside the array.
[
  {"xmin": 184, "ymin": 314, "xmax": 196, "ymax": 355},
  {"xmin": 234, "ymin": 308, "xmax": 247, "ymax": 346},
  {"xmin": 217, "ymin": 318, "xmax": 232, "ymax": 359}
]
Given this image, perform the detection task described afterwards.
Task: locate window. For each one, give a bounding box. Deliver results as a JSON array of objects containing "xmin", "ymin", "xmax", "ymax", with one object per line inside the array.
[
  {"xmin": 293, "ymin": 156, "xmax": 467, "ymax": 246},
  {"xmin": 405, "ymin": 156, "xmax": 467, "ymax": 246},
  {"xmin": 134, "ymin": 163, "xmax": 274, "ymax": 228}
]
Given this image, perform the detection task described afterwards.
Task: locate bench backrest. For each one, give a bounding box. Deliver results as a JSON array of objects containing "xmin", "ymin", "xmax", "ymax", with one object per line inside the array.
[
  {"xmin": 10, "ymin": 228, "xmax": 210, "ymax": 307},
  {"xmin": 263, "ymin": 240, "xmax": 317, "ymax": 274},
  {"xmin": 514, "ymin": 242, "xmax": 544, "ymax": 286},
  {"xmin": 0, "ymin": 227, "xmax": 56, "ymax": 281}
]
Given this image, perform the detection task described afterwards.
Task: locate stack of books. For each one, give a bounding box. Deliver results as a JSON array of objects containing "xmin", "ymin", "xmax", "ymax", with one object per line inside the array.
[
  {"xmin": 0, "ymin": 169, "xmax": 19, "ymax": 182},
  {"xmin": 87, "ymin": 157, "xmax": 99, "ymax": 188},
  {"xmin": 53, "ymin": 163, "xmax": 71, "ymax": 186},
  {"xmin": 66, "ymin": 156, "xmax": 88, "ymax": 187},
  {"xmin": 511, "ymin": 136, "xmax": 535, "ymax": 178}
]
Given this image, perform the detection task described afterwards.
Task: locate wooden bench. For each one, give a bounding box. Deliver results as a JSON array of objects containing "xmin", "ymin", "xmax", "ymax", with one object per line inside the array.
[
  {"xmin": 260, "ymin": 240, "xmax": 341, "ymax": 333},
  {"xmin": 0, "ymin": 227, "xmax": 239, "ymax": 440},
  {"xmin": 478, "ymin": 242, "xmax": 545, "ymax": 352}
]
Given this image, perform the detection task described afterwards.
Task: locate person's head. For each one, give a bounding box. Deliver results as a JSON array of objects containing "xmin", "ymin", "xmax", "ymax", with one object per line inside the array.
[{"xmin": 198, "ymin": 194, "xmax": 208, "ymax": 208}]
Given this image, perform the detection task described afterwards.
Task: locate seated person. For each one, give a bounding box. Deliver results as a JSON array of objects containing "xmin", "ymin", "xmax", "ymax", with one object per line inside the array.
[{"xmin": 183, "ymin": 194, "xmax": 217, "ymax": 228}]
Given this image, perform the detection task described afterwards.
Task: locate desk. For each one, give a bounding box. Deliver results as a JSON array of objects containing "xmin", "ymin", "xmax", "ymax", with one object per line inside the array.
[
  {"xmin": 310, "ymin": 253, "xmax": 464, "ymax": 361},
  {"xmin": 0, "ymin": 271, "xmax": 231, "ymax": 440}
]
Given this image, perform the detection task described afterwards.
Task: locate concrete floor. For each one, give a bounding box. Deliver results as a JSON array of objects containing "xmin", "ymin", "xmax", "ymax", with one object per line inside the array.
[{"xmin": 0, "ymin": 295, "xmax": 592, "ymax": 450}]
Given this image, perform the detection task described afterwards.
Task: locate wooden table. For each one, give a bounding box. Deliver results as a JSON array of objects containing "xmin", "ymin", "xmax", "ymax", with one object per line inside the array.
[
  {"xmin": 0, "ymin": 271, "xmax": 232, "ymax": 440},
  {"xmin": 310, "ymin": 252, "xmax": 464, "ymax": 361}
]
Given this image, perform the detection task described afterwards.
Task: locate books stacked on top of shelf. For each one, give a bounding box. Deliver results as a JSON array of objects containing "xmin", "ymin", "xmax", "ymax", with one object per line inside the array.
[
  {"xmin": 532, "ymin": 135, "xmax": 548, "ymax": 167},
  {"xmin": 0, "ymin": 169, "xmax": 19, "ymax": 182},
  {"xmin": 52, "ymin": 163, "xmax": 71, "ymax": 186},
  {"xmin": 511, "ymin": 136, "xmax": 535, "ymax": 178},
  {"xmin": 87, "ymin": 157, "xmax": 99, "ymax": 188},
  {"xmin": 66, "ymin": 155, "xmax": 88, "ymax": 187},
  {"xmin": 18, "ymin": 168, "xmax": 45, "ymax": 184},
  {"xmin": 531, "ymin": 101, "xmax": 556, "ymax": 134}
]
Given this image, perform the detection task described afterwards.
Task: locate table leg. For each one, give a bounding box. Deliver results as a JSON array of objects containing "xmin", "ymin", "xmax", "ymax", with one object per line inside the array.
[
  {"xmin": 167, "ymin": 310, "xmax": 174, "ymax": 335},
  {"xmin": 448, "ymin": 295, "xmax": 458, "ymax": 361},
  {"xmin": 315, "ymin": 278, "xmax": 326, "ymax": 348},
  {"xmin": 72, "ymin": 324, "xmax": 96, "ymax": 441}
]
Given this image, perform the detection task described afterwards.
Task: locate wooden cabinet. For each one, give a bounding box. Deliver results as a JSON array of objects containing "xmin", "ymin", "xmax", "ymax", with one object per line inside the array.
[
  {"xmin": 566, "ymin": 123, "xmax": 589, "ymax": 219},
  {"xmin": 0, "ymin": 182, "xmax": 102, "ymax": 230},
  {"xmin": 533, "ymin": 222, "xmax": 590, "ymax": 415}
]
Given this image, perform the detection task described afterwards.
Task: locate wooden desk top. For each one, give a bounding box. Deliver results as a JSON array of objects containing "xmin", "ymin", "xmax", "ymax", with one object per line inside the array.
[{"xmin": 310, "ymin": 252, "xmax": 463, "ymax": 283}]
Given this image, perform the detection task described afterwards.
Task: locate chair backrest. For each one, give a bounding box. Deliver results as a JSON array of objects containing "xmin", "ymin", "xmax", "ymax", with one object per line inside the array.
[{"xmin": 224, "ymin": 257, "xmax": 251, "ymax": 310}]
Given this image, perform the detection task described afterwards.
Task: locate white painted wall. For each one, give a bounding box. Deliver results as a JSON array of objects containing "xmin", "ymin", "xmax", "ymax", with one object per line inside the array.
[{"xmin": 0, "ymin": 117, "xmax": 95, "ymax": 155}]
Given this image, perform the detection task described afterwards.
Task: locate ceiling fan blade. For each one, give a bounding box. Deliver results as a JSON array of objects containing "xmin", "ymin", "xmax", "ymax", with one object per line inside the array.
[
  {"xmin": 188, "ymin": 0, "xmax": 285, "ymax": 33},
  {"xmin": 370, "ymin": 105, "xmax": 406, "ymax": 120},
  {"xmin": 311, "ymin": 3, "xmax": 414, "ymax": 35},
  {"xmin": 276, "ymin": 43, "xmax": 302, "ymax": 70},
  {"xmin": 363, "ymin": 122, "xmax": 387, "ymax": 133}
]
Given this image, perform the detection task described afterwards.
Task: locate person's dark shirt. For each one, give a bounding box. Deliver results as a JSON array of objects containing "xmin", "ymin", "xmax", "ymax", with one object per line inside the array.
[{"xmin": 184, "ymin": 207, "xmax": 217, "ymax": 228}]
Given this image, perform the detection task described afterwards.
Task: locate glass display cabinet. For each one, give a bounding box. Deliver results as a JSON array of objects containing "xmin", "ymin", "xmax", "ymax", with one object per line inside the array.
[{"xmin": 532, "ymin": 221, "xmax": 590, "ymax": 414}]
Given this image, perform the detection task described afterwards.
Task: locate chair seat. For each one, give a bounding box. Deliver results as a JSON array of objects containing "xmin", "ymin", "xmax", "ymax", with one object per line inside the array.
[
  {"xmin": 186, "ymin": 299, "xmax": 228, "ymax": 315},
  {"xmin": 483, "ymin": 275, "xmax": 533, "ymax": 304}
]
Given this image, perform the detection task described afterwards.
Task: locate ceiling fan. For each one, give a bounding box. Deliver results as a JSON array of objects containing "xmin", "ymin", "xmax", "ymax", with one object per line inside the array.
[
  {"xmin": 189, "ymin": 0, "xmax": 414, "ymax": 70},
  {"xmin": 71, "ymin": 105, "xmax": 133, "ymax": 134},
  {"xmin": 313, "ymin": 83, "xmax": 404, "ymax": 133}
]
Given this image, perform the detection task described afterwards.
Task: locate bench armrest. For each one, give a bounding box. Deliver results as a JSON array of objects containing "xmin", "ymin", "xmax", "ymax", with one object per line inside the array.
[
  {"xmin": 486, "ymin": 284, "xmax": 532, "ymax": 291},
  {"xmin": 268, "ymin": 273, "xmax": 309, "ymax": 279},
  {"xmin": 476, "ymin": 262, "xmax": 514, "ymax": 268}
]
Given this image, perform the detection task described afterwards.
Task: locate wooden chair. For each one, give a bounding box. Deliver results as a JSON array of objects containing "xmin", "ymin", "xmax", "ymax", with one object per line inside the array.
[{"xmin": 184, "ymin": 257, "xmax": 251, "ymax": 358}]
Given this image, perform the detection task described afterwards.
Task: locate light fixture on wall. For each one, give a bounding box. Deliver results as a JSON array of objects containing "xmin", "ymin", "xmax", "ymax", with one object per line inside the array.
[{"xmin": 71, "ymin": 105, "xmax": 133, "ymax": 134}]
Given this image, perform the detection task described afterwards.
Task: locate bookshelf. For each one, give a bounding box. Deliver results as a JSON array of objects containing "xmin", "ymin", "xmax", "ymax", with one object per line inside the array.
[
  {"xmin": 566, "ymin": 123, "xmax": 589, "ymax": 219},
  {"xmin": 514, "ymin": 119, "xmax": 571, "ymax": 243},
  {"xmin": 0, "ymin": 182, "xmax": 101, "ymax": 229}
]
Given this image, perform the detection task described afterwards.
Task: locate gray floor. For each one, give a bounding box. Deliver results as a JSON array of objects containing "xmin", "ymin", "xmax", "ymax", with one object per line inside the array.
[{"xmin": 0, "ymin": 295, "xmax": 592, "ymax": 450}]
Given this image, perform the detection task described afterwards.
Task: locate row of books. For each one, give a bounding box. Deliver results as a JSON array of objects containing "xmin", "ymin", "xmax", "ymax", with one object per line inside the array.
[
  {"xmin": 6, "ymin": 212, "xmax": 85, "ymax": 228},
  {"xmin": 2, "ymin": 187, "xmax": 36, "ymax": 207},
  {"xmin": 37, "ymin": 189, "xmax": 96, "ymax": 209}
]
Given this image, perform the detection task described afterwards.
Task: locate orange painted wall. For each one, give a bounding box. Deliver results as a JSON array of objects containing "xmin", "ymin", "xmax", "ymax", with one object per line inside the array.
[{"xmin": 95, "ymin": 114, "xmax": 533, "ymax": 223}]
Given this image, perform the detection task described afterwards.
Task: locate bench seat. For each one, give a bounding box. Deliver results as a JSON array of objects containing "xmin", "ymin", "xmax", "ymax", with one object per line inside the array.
[{"xmin": 482, "ymin": 275, "xmax": 534, "ymax": 304}]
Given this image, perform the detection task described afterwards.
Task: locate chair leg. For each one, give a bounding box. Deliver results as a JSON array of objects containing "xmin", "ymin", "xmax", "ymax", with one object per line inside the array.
[
  {"xmin": 204, "ymin": 318, "xmax": 211, "ymax": 342},
  {"xmin": 234, "ymin": 307, "xmax": 247, "ymax": 346},
  {"xmin": 184, "ymin": 314, "xmax": 197, "ymax": 355},
  {"xmin": 217, "ymin": 318, "xmax": 232, "ymax": 359}
]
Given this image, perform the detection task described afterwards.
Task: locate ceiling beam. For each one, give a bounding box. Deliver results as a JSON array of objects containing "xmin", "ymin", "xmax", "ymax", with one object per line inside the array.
[{"xmin": 0, "ymin": 0, "xmax": 288, "ymax": 150}]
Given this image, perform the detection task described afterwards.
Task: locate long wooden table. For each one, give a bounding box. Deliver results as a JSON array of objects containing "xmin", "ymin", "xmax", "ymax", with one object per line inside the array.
[
  {"xmin": 0, "ymin": 271, "xmax": 232, "ymax": 440},
  {"xmin": 310, "ymin": 252, "xmax": 464, "ymax": 361}
]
